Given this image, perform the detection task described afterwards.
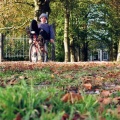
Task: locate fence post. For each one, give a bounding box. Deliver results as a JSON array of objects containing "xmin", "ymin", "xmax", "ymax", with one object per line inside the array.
[{"xmin": 0, "ymin": 33, "xmax": 3, "ymax": 62}]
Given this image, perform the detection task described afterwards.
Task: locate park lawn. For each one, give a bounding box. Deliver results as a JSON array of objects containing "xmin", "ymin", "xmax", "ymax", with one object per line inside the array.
[{"xmin": 0, "ymin": 61, "xmax": 120, "ymax": 120}]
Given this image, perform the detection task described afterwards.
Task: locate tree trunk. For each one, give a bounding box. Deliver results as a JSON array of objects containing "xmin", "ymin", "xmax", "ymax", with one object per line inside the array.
[
  {"xmin": 117, "ymin": 38, "xmax": 120, "ymax": 61},
  {"xmin": 64, "ymin": 8, "xmax": 70, "ymax": 62},
  {"xmin": 34, "ymin": 0, "xmax": 51, "ymax": 21},
  {"xmin": 34, "ymin": 0, "xmax": 41, "ymax": 21},
  {"xmin": 82, "ymin": 41, "xmax": 88, "ymax": 61},
  {"xmin": 75, "ymin": 46, "xmax": 80, "ymax": 62},
  {"xmin": 70, "ymin": 35, "xmax": 74, "ymax": 62}
]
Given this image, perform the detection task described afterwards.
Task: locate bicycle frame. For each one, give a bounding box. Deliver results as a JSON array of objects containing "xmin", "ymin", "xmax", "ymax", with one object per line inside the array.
[{"xmin": 29, "ymin": 34, "xmax": 48, "ymax": 62}]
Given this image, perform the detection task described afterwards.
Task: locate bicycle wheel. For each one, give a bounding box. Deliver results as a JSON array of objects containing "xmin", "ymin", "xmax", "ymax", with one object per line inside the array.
[{"xmin": 29, "ymin": 44, "xmax": 38, "ymax": 62}]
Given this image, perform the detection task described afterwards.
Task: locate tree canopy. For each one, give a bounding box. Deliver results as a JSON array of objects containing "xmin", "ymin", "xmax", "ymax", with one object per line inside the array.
[{"xmin": 0, "ymin": 0, "xmax": 120, "ymax": 61}]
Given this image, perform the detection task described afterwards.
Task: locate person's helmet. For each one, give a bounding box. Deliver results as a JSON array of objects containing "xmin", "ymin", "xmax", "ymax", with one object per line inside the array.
[{"xmin": 39, "ymin": 13, "xmax": 48, "ymax": 20}]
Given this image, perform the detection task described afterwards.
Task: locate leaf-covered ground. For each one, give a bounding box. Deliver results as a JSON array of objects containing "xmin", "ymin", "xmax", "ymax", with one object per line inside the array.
[
  {"xmin": 0, "ymin": 61, "xmax": 120, "ymax": 120},
  {"xmin": 1, "ymin": 61, "xmax": 120, "ymax": 89}
]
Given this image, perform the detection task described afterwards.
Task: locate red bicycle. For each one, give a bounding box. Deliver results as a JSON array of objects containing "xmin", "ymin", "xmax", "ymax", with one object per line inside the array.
[{"xmin": 29, "ymin": 31, "xmax": 48, "ymax": 62}]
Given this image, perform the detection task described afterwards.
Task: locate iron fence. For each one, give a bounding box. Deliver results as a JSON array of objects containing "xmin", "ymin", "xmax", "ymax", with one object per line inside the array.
[
  {"xmin": 0, "ymin": 33, "xmax": 55, "ymax": 62},
  {"xmin": 3, "ymin": 35, "xmax": 29, "ymax": 61}
]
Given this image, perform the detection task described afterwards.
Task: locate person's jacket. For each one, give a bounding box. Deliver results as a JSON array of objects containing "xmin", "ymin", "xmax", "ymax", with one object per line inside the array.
[{"xmin": 38, "ymin": 23, "xmax": 55, "ymax": 40}]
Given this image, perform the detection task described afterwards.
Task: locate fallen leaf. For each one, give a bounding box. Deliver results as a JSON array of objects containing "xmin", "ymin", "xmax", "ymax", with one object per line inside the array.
[
  {"xmin": 14, "ymin": 113, "xmax": 22, "ymax": 120},
  {"xmin": 112, "ymin": 97, "xmax": 120, "ymax": 104},
  {"xmin": 51, "ymin": 74, "xmax": 55, "ymax": 79},
  {"xmin": 61, "ymin": 113, "xmax": 69, "ymax": 120},
  {"xmin": 72, "ymin": 112, "xmax": 88, "ymax": 120},
  {"xmin": 61, "ymin": 92, "xmax": 82, "ymax": 104},
  {"xmin": 98, "ymin": 103, "xmax": 105, "ymax": 114},
  {"xmin": 117, "ymin": 105, "xmax": 120, "ymax": 114},
  {"xmin": 83, "ymin": 83, "xmax": 92, "ymax": 90},
  {"xmin": 101, "ymin": 90, "xmax": 111, "ymax": 97},
  {"xmin": 115, "ymin": 86, "xmax": 120, "ymax": 91},
  {"xmin": 102, "ymin": 97, "xmax": 112, "ymax": 105}
]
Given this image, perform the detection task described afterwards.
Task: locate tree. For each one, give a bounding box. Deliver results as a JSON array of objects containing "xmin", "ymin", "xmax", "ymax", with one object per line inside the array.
[
  {"xmin": 1, "ymin": 0, "xmax": 120, "ymax": 62},
  {"xmin": 102, "ymin": 0, "xmax": 120, "ymax": 61},
  {"xmin": 69, "ymin": 1, "xmax": 90, "ymax": 61},
  {"xmin": 0, "ymin": 0, "xmax": 51, "ymax": 34},
  {"xmin": 64, "ymin": 7, "xmax": 70, "ymax": 62},
  {"xmin": 100, "ymin": 0, "xmax": 120, "ymax": 61},
  {"xmin": 34, "ymin": 0, "xmax": 51, "ymax": 21},
  {"xmin": 60, "ymin": 0, "xmax": 80, "ymax": 62},
  {"xmin": 49, "ymin": 1, "xmax": 65, "ymax": 61},
  {"xmin": 0, "ymin": 0, "xmax": 34, "ymax": 35}
]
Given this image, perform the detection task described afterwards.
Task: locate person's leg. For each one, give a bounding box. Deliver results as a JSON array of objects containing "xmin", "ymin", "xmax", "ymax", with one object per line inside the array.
[
  {"xmin": 30, "ymin": 20, "xmax": 39, "ymax": 35},
  {"xmin": 44, "ymin": 41, "xmax": 48, "ymax": 62}
]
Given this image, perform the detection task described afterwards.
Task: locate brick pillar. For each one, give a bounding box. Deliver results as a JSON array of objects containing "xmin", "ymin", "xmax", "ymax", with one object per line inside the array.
[{"xmin": 0, "ymin": 33, "xmax": 3, "ymax": 62}]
